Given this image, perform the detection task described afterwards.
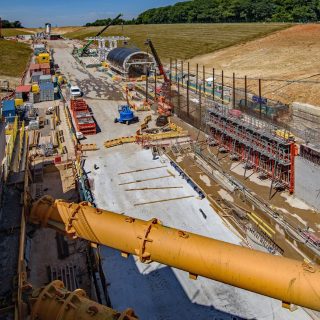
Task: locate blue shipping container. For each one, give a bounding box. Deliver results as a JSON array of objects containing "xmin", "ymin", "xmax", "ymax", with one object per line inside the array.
[{"xmin": 2, "ymin": 100, "xmax": 16, "ymax": 118}]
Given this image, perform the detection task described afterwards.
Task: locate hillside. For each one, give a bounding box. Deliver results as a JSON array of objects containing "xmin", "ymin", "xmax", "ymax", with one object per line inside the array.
[
  {"xmin": 65, "ymin": 23, "xmax": 289, "ymax": 60},
  {"xmin": 137, "ymin": 0, "xmax": 320, "ymax": 23},
  {"xmin": 0, "ymin": 40, "xmax": 32, "ymax": 77},
  {"xmin": 1, "ymin": 28, "xmax": 33, "ymax": 36},
  {"xmin": 188, "ymin": 24, "xmax": 320, "ymax": 106}
]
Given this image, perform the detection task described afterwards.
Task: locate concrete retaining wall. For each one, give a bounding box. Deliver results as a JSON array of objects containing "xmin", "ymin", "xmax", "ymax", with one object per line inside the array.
[{"xmin": 295, "ymin": 156, "xmax": 320, "ymax": 210}]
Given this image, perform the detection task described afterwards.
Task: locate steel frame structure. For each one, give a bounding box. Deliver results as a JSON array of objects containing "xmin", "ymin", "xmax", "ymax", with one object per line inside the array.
[
  {"xmin": 85, "ymin": 36, "xmax": 130, "ymax": 61},
  {"xmin": 205, "ymin": 101, "xmax": 296, "ymax": 193}
]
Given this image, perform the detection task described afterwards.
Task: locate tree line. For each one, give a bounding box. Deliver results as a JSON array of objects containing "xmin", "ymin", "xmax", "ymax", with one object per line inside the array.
[
  {"xmin": 136, "ymin": 0, "xmax": 320, "ymax": 23},
  {"xmin": 1, "ymin": 19, "xmax": 23, "ymax": 28},
  {"xmin": 86, "ymin": 0, "xmax": 320, "ymax": 26}
]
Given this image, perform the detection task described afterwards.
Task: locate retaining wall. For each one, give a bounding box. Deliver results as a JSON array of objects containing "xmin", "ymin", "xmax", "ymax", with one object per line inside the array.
[{"xmin": 295, "ymin": 156, "xmax": 320, "ymax": 210}]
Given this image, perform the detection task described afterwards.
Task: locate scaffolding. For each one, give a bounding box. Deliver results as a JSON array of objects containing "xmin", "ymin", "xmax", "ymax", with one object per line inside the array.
[{"xmin": 205, "ymin": 101, "xmax": 296, "ymax": 193}]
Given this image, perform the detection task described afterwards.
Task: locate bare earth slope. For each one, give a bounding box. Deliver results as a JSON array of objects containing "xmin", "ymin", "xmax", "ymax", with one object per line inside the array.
[{"xmin": 189, "ymin": 25, "xmax": 320, "ymax": 106}]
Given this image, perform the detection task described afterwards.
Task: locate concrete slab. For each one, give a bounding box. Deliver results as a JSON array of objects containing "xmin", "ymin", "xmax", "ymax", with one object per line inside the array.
[
  {"xmin": 85, "ymin": 145, "xmax": 312, "ymax": 320},
  {"xmin": 49, "ymin": 40, "xmax": 314, "ymax": 320}
]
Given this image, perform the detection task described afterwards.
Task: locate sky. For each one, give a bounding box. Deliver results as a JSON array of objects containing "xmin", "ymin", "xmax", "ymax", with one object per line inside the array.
[{"xmin": 0, "ymin": 0, "xmax": 179, "ymax": 27}]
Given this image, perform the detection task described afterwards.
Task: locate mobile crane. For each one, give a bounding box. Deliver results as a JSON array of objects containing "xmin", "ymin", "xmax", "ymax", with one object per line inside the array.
[
  {"xmin": 145, "ymin": 39, "xmax": 173, "ymax": 121},
  {"xmin": 79, "ymin": 14, "xmax": 122, "ymax": 57},
  {"xmin": 27, "ymin": 195, "xmax": 320, "ymax": 316}
]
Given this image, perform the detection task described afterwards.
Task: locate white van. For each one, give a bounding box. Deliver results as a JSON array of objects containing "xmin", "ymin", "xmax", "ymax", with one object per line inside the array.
[
  {"xmin": 76, "ymin": 132, "xmax": 84, "ymax": 140},
  {"xmin": 70, "ymin": 86, "xmax": 82, "ymax": 98}
]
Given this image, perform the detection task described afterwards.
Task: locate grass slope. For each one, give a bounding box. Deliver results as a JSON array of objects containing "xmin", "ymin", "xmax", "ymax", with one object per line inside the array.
[
  {"xmin": 2, "ymin": 28, "xmax": 33, "ymax": 36},
  {"xmin": 0, "ymin": 40, "xmax": 32, "ymax": 77},
  {"xmin": 65, "ymin": 23, "xmax": 290, "ymax": 60}
]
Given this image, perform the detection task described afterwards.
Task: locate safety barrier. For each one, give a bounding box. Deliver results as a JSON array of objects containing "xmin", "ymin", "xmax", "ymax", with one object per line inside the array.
[
  {"xmin": 4, "ymin": 116, "xmax": 18, "ymax": 180},
  {"xmin": 104, "ymin": 130, "xmax": 189, "ymax": 149},
  {"xmin": 78, "ymin": 144, "xmax": 99, "ymax": 152},
  {"xmin": 104, "ymin": 136, "xmax": 136, "ymax": 148},
  {"xmin": 17, "ymin": 121, "xmax": 25, "ymax": 166}
]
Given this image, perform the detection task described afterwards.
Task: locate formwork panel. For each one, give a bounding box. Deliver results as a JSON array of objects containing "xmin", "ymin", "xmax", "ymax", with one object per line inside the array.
[{"xmin": 205, "ymin": 101, "xmax": 295, "ymax": 191}]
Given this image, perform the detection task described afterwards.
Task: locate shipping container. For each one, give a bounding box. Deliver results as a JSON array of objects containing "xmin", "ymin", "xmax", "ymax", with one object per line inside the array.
[
  {"xmin": 39, "ymin": 63, "xmax": 51, "ymax": 75},
  {"xmin": 30, "ymin": 64, "xmax": 42, "ymax": 76},
  {"xmin": 14, "ymin": 98, "xmax": 24, "ymax": 107},
  {"xmin": 29, "ymin": 92, "xmax": 40, "ymax": 104},
  {"xmin": 39, "ymin": 75, "xmax": 52, "ymax": 84},
  {"xmin": 32, "ymin": 84, "xmax": 40, "ymax": 93},
  {"xmin": 2, "ymin": 100, "xmax": 16, "ymax": 118},
  {"xmin": 5, "ymin": 116, "xmax": 16, "ymax": 123},
  {"xmin": 39, "ymin": 83, "xmax": 54, "ymax": 101},
  {"xmin": 31, "ymin": 71, "xmax": 44, "ymax": 83},
  {"xmin": 34, "ymin": 44, "xmax": 46, "ymax": 56}
]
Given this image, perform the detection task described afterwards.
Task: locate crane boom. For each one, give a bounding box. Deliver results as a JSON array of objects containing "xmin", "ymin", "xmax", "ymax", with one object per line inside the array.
[
  {"xmin": 30, "ymin": 196, "xmax": 320, "ymax": 312},
  {"xmin": 146, "ymin": 39, "xmax": 169, "ymax": 83},
  {"xmin": 80, "ymin": 14, "xmax": 122, "ymax": 56}
]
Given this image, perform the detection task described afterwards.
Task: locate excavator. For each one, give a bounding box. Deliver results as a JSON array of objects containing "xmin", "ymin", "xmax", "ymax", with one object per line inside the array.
[{"xmin": 23, "ymin": 195, "xmax": 320, "ymax": 319}]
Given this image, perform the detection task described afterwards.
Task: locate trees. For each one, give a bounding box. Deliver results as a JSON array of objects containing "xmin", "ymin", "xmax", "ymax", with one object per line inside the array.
[
  {"xmin": 1, "ymin": 19, "xmax": 23, "ymax": 28},
  {"xmin": 85, "ymin": 0, "xmax": 320, "ymax": 25}
]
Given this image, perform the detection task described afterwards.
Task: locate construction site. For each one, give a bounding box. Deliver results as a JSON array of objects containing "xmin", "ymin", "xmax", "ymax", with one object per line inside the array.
[{"xmin": 0, "ymin": 14, "xmax": 320, "ymax": 320}]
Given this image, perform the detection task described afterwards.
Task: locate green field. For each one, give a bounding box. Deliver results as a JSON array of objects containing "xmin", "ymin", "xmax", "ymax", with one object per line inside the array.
[
  {"xmin": 0, "ymin": 40, "xmax": 32, "ymax": 77},
  {"xmin": 65, "ymin": 23, "xmax": 290, "ymax": 60},
  {"xmin": 1, "ymin": 28, "xmax": 33, "ymax": 36}
]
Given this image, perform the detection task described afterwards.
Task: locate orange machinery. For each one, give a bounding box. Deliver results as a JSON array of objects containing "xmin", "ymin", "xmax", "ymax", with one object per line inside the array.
[
  {"xmin": 29, "ymin": 280, "xmax": 137, "ymax": 320},
  {"xmin": 29, "ymin": 196, "xmax": 320, "ymax": 312}
]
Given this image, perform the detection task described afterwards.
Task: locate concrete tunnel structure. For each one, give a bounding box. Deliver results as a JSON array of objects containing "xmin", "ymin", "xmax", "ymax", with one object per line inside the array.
[{"xmin": 30, "ymin": 196, "xmax": 320, "ymax": 312}]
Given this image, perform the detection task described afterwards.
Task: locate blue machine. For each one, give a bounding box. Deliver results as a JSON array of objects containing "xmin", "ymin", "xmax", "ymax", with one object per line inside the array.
[{"xmin": 114, "ymin": 105, "xmax": 138, "ymax": 125}]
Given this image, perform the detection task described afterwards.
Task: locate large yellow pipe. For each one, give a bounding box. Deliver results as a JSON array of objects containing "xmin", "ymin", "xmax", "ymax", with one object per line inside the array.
[
  {"xmin": 30, "ymin": 196, "xmax": 320, "ymax": 311},
  {"xmin": 30, "ymin": 280, "xmax": 138, "ymax": 320}
]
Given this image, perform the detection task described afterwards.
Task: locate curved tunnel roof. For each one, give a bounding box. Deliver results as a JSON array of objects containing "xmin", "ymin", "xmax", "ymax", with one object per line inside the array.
[{"xmin": 107, "ymin": 47, "xmax": 141, "ymax": 70}]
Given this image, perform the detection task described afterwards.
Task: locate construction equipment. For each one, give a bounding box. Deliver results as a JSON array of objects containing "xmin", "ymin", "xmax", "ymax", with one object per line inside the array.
[
  {"xmin": 30, "ymin": 196, "xmax": 320, "ymax": 312},
  {"xmin": 145, "ymin": 39, "xmax": 173, "ymax": 119},
  {"xmin": 145, "ymin": 39, "xmax": 169, "ymax": 84},
  {"xmin": 114, "ymin": 105, "xmax": 138, "ymax": 125},
  {"xmin": 104, "ymin": 129, "xmax": 189, "ymax": 149},
  {"xmin": 156, "ymin": 115, "xmax": 169, "ymax": 127},
  {"xmin": 79, "ymin": 14, "xmax": 122, "ymax": 57},
  {"xmin": 27, "ymin": 280, "xmax": 138, "ymax": 320}
]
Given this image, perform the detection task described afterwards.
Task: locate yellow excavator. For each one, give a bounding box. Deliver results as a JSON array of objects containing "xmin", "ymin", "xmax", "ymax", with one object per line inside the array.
[{"xmin": 26, "ymin": 195, "xmax": 320, "ymax": 319}]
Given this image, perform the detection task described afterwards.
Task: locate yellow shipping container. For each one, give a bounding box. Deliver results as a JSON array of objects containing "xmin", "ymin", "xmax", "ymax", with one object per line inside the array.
[
  {"xmin": 32, "ymin": 84, "xmax": 40, "ymax": 93},
  {"xmin": 14, "ymin": 98, "xmax": 23, "ymax": 107}
]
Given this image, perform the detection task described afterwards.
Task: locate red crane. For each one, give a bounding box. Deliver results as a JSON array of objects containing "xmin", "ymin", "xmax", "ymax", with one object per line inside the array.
[
  {"xmin": 145, "ymin": 39, "xmax": 172, "ymax": 122},
  {"xmin": 145, "ymin": 39, "xmax": 169, "ymax": 83}
]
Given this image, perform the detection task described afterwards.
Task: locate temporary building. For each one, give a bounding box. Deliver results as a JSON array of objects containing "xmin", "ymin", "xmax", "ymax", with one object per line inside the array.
[
  {"xmin": 39, "ymin": 83, "xmax": 54, "ymax": 101},
  {"xmin": 15, "ymin": 85, "xmax": 32, "ymax": 100}
]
